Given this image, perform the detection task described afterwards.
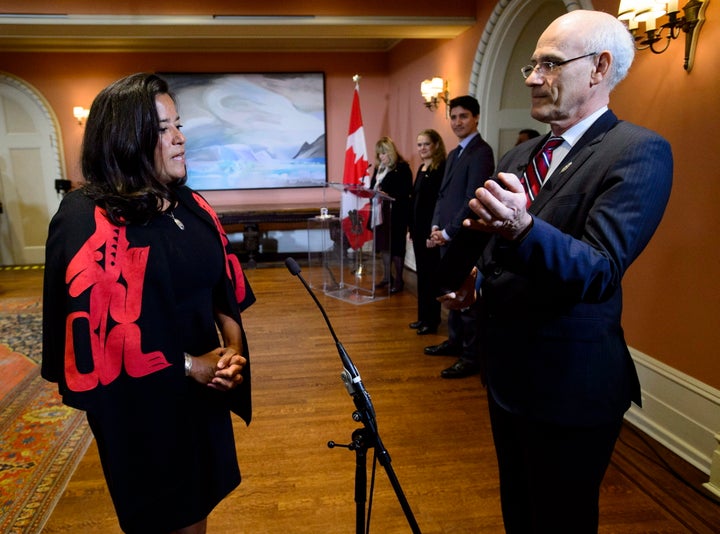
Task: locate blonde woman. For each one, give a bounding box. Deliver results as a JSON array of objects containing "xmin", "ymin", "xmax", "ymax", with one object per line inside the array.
[
  {"xmin": 369, "ymin": 136, "xmax": 412, "ymax": 293},
  {"xmin": 409, "ymin": 129, "xmax": 446, "ymax": 334}
]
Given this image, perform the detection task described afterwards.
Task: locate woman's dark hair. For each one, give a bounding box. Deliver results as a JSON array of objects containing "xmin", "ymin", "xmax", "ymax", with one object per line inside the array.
[
  {"xmin": 82, "ymin": 73, "xmax": 183, "ymax": 225},
  {"xmin": 417, "ymin": 129, "xmax": 447, "ymax": 171}
]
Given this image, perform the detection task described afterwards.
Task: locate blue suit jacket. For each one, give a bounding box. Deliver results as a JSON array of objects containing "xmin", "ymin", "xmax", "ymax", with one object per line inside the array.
[
  {"xmin": 432, "ymin": 133, "xmax": 495, "ymax": 240},
  {"xmin": 478, "ymin": 110, "xmax": 672, "ymax": 426}
]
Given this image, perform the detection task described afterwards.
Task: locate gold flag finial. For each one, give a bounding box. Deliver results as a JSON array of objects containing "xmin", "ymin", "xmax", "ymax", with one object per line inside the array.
[{"xmin": 352, "ymin": 74, "xmax": 361, "ymax": 83}]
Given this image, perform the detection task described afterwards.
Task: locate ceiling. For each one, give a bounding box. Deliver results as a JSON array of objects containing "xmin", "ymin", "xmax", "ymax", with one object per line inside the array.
[{"xmin": 0, "ymin": 14, "xmax": 476, "ymax": 53}]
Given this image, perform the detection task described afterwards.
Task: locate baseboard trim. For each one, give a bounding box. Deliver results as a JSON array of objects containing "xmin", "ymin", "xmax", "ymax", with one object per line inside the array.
[{"xmin": 625, "ymin": 347, "xmax": 720, "ymax": 493}]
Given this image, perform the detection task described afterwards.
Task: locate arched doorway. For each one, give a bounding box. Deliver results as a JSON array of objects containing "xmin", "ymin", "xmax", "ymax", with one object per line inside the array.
[
  {"xmin": 0, "ymin": 72, "xmax": 65, "ymax": 265},
  {"xmin": 470, "ymin": 0, "xmax": 595, "ymax": 159}
]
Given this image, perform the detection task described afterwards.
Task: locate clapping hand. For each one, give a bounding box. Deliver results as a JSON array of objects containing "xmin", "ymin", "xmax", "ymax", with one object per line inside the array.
[
  {"xmin": 464, "ymin": 173, "xmax": 533, "ymax": 241},
  {"xmin": 437, "ymin": 267, "xmax": 478, "ymax": 310}
]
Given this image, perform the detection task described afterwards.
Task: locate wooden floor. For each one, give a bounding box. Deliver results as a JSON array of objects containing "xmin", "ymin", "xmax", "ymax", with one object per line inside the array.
[{"xmin": 2, "ymin": 264, "xmax": 719, "ymax": 533}]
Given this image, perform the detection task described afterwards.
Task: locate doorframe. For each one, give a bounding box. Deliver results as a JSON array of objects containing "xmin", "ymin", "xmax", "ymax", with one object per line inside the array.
[
  {"xmin": 0, "ymin": 71, "xmax": 67, "ymax": 265},
  {"xmin": 0, "ymin": 72, "xmax": 66, "ymax": 186},
  {"xmin": 468, "ymin": 0, "xmax": 595, "ymax": 155}
]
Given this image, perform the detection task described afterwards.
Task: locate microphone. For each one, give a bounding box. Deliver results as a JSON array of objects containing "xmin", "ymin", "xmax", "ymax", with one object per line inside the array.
[{"xmin": 284, "ymin": 257, "xmax": 366, "ymax": 401}]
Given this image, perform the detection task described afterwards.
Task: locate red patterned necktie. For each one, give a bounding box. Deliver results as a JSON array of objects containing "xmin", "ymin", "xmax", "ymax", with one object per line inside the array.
[{"xmin": 522, "ymin": 136, "xmax": 563, "ymax": 207}]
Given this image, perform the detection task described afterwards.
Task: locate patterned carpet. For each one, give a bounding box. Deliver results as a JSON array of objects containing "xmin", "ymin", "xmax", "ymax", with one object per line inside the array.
[{"xmin": 0, "ymin": 297, "xmax": 93, "ymax": 534}]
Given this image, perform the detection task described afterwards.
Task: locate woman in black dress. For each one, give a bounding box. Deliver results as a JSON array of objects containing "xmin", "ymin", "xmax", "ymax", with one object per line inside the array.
[
  {"xmin": 369, "ymin": 136, "xmax": 413, "ymax": 293},
  {"xmin": 409, "ymin": 129, "xmax": 446, "ymax": 334},
  {"xmin": 42, "ymin": 73, "xmax": 254, "ymax": 533}
]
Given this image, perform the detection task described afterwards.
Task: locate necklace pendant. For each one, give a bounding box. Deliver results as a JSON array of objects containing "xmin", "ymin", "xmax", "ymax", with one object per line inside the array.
[
  {"xmin": 172, "ymin": 215, "xmax": 185, "ymax": 230},
  {"xmin": 166, "ymin": 210, "xmax": 185, "ymax": 230}
]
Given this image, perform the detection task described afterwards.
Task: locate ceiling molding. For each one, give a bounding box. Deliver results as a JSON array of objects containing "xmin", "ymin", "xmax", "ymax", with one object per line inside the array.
[{"xmin": 0, "ymin": 14, "xmax": 475, "ymax": 52}]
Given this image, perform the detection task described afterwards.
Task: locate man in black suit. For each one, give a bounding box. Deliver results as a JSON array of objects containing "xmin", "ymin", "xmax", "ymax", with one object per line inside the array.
[
  {"xmin": 441, "ymin": 10, "xmax": 672, "ymax": 533},
  {"xmin": 424, "ymin": 95, "xmax": 494, "ymax": 378}
]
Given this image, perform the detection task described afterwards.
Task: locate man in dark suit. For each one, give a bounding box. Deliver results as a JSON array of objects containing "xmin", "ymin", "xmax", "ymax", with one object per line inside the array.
[
  {"xmin": 441, "ymin": 10, "xmax": 672, "ymax": 533},
  {"xmin": 424, "ymin": 95, "xmax": 494, "ymax": 379}
]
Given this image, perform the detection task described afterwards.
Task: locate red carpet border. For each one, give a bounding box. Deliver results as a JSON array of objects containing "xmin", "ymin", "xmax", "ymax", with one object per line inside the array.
[{"xmin": 0, "ymin": 297, "xmax": 94, "ymax": 533}]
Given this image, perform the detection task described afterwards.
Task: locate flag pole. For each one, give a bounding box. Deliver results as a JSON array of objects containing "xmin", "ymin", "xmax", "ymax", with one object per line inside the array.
[{"xmin": 351, "ymin": 73, "xmax": 364, "ymax": 278}]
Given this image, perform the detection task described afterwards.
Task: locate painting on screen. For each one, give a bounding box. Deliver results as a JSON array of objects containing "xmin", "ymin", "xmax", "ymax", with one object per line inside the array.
[{"xmin": 162, "ymin": 72, "xmax": 327, "ymax": 190}]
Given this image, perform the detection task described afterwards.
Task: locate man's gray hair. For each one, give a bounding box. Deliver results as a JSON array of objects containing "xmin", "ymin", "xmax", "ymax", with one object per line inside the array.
[{"xmin": 584, "ymin": 12, "xmax": 636, "ymax": 90}]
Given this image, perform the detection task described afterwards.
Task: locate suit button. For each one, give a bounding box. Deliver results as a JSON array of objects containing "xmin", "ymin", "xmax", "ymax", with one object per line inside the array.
[{"xmin": 493, "ymin": 267, "xmax": 502, "ymax": 276}]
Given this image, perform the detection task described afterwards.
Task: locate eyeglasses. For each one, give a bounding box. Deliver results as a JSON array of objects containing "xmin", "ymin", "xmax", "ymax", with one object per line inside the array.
[{"xmin": 520, "ymin": 52, "xmax": 598, "ymax": 79}]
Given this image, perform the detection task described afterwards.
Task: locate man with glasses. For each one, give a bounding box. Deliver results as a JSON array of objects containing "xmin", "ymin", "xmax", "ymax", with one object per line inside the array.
[{"xmin": 440, "ymin": 10, "xmax": 672, "ymax": 533}]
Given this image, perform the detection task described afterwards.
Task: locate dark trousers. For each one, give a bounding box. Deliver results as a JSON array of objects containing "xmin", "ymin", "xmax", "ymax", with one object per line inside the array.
[
  {"xmin": 411, "ymin": 238, "xmax": 441, "ymax": 326},
  {"xmin": 488, "ymin": 393, "xmax": 623, "ymax": 534},
  {"xmin": 447, "ymin": 304, "xmax": 480, "ymax": 363},
  {"xmin": 439, "ymin": 241, "xmax": 479, "ymax": 362}
]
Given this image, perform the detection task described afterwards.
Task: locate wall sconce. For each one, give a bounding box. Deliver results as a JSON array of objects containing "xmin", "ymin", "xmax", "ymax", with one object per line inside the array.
[
  {"xmin": 420, "ymin": 77, "xmax": 450, "ymax": 116},
  {"xmin": 617, "ymin": 0, "xmax": 710, "ymax": 71},
  {"xmin": 72, "ymin": 106, "xmax": 89, "ymax": 125}
]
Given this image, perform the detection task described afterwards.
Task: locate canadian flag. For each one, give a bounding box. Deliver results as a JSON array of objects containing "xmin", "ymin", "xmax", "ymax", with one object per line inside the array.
[{"xmin": 340, "ymin": 78, "xmax": 373, "ymax": 250}]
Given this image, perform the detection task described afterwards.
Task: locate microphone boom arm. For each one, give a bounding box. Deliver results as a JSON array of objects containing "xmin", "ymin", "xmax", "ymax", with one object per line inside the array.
[{"xmin": 284, "ymin": 257, "xmax": 421, "ymax": 534}]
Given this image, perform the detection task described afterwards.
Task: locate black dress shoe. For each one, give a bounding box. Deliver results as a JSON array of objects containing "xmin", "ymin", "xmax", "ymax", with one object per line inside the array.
[
  {"xmin": 440, "ymin": 359, "xmax": 481, "ymax": 379},
  {"xmin": 409, "ymin": 321, "xmax": 424, "ymax": 329},
  {"xmin": 424, "ymin": 340, "xmax": 461, "ymax": 356},
  {"xmin": 416, "ymin": 325, "xmax": 438, "ymax": 335},
  {"xmin": 390, "ymin": 283, "xmax": 404, "ymax": 294}
]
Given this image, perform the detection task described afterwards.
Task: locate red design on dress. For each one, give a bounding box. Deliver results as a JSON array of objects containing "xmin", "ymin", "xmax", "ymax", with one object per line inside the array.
[
  {"xmin": 63, "ymin": 207, "xmax": 170, "ymax": 392},
  {"xmin": 192, "ymin": 192, "xmax": 246, "ymax": 303}
]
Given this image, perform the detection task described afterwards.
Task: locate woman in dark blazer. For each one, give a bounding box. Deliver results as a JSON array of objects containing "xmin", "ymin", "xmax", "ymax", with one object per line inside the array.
[
  {"xmin": 409, "ymin": 129, "xmax": 446, "ymax": 334},
  {"xmin": 369, "ymin": 136, "xmax": 412, "ymax": 293}
]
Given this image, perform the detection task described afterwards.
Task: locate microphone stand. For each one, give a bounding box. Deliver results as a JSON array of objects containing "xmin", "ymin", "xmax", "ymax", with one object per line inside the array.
[{"xmin": 285, "ymin": 257, "xmax": 422, "ymax": 534}]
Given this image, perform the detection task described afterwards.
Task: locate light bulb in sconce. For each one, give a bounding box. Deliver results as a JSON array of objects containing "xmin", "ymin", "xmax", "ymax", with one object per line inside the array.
[
  {"xmin": 617, "ymin": 0, "xmax": 710, "ymax": 71},
  {"xmin": 420, "ymin": 77, "xmax": 450, "ymax": 115},
  {"xmin": 73, "ymin": 106, "xmax": 89, "ymax": 125}
]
